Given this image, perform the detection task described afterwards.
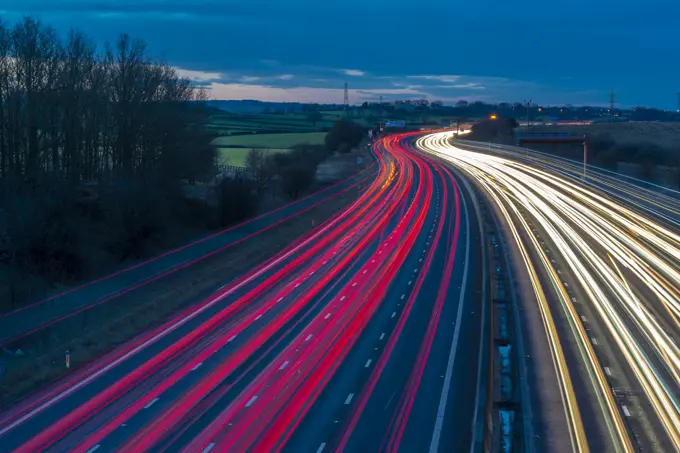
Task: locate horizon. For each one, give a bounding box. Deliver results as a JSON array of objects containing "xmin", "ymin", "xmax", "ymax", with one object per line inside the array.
[{"xmin": 2, "ymin": 1, "xmax": 678, "ymax": 109}]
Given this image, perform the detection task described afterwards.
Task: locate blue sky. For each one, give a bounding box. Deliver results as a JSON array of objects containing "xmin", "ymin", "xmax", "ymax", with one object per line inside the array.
[{"xmin": 1, "ymin": 0, "xmax": 678, "ymax": 108}]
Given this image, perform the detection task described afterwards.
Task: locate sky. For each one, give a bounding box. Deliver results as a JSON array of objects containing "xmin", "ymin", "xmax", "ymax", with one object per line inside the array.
[{"xmin": 1, "ymin": 0, "xmax": 679, "ymax": 108}]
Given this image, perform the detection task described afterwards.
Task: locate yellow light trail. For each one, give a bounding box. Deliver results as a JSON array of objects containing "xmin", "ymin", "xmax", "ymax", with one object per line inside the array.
[{"xmin": 416, "ymin": 132, "xmax": 680, "ymax": 452}]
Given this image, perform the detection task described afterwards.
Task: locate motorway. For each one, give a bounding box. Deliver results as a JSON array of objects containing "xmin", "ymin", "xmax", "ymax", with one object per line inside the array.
[
  {"xmin": 418, "ymin": 132, "xmax": 680, "ymax": 453},
  {"xmin": 0, "ymin": 134, "xmax": 486, "ymax": 453}
]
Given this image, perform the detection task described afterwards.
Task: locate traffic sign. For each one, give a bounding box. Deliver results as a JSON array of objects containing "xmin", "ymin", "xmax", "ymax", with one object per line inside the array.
[{"xmin": 385, "ymin": 120, "xmax": 405, "ymax": 128}]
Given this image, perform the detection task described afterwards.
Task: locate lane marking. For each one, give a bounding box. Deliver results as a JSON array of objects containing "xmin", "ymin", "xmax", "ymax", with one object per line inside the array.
[
  {"xmin": 324, "ymin": 313, "xmax": 331, "ymax": 320},
  {"xmin": 255, "ymin": 314, "xmax": 263, "ymax": 321},
  {"xmin": 345, "ymin": 393, "xmax": 354, "ymax": 404},
  {"xmin": 228, "ymin": 334, "xmax": 237, "ymax": 342},
  {"xmin": 430, "ymin": 183, "xmax": 471, "ymax": 453},
  {"xmin": 408, "ymin": 280, "xmax": 412, "ymax": 285},
  {"xmin": 401, "ymin": 294, "xmax": 406, "ymax": 300},
  {"xmin": 352, "ymin": 283, "xmax": 357, "ymax": 287},
  {"xmin": 604, "ymin": 367, "xmax": 612, "ymax": 376},
  {"xmin": 379, "ymin": 333, "xmax": 385, "ymax": 340},
  {"xmin": 85, "ymin": 446, "xmax": 100, "ymax": 453},
  {"xmin": 391, "ymin": 312, "xmax": 396, "ymax": 319},
  {"xmin": 144, "ymin": 398, "xmax": 159, "ymax": 409},
  {"xmin": 591, "ymin": 338, "xmax": 598, "ymax": 345},
  {"xmin": 340, "ymin": 296, "xmax": 346, "ymax": 301},
  {"xmin": 202, "ymin": 443, "xmax": 216, "ymax": 453},
  {"xmin": 622, "ymin": 405, "xmax": 631, "ymax": 417},
  {"xmin": 295, "ymin": 283, "xmax": 300, "ymax": 288},
  {"xmin": 316, "ymin": 443, "xmax": 326, "ymax": 453},
  {"xmin": 581, "ymin": 316, "xmax": 587, "ymax": 322},
  {"xmin": 305, "ymin": 334, "xmax": 313, "ymax": 342},
  {"xmin": 191, "ymin": 362, "xmax": 203, "ymax": 371},
  {"xmin": 365, "ymin": 359, "xmax": 372, "ymax": 368},
  {"xmin": 363, "ymin": 270, "xmax": 368, "ymax": 274},
  {"xmin": 245, "ymin": 395, "xmax": 258, "ymax": 408},
  {"xmin": 279, "ymin": 360, "xmax": 290, "ymax": 371},
  {"xmin": 277, "ymin": 297, "xmax": 283, "ymax": 302}
]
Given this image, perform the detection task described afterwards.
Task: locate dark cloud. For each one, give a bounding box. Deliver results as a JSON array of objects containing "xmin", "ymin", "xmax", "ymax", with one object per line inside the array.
[{"xmin": 1, "ymin": 0, "xmax": 678, "ymax": 107}]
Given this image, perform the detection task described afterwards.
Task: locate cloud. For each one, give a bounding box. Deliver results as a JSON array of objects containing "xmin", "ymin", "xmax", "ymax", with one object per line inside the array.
[
  {"xmin": 239, "ymin": 76, "xmax": 262, "ymax": 82},
  {"xmin": 173, "ymin": 67, "xmax": 222, "ymax": 82},
  {"xmin": 277, "ymin": 74, "xmax": 294, "ymax": 80},
  {"xmin": 436, "ymin": 83, "xmax": 486, "ymax": 90},
  {"xmin": 343, "ymin": 69, "xmax": 365, "ymax": 77},
  {"xmin": 407, "ymin": 75, "xmax": 461, "ymax": 83}
]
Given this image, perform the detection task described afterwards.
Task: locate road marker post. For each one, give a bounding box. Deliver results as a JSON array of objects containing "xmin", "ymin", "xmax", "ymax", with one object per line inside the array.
[{"xmin": 65, "ymin": 350, "xmax": 70, "ymax": 369}]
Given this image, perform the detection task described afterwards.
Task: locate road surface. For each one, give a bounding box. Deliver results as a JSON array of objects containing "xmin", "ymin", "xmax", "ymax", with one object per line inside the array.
[
  {"xmin": 418, "ymin": 132, "xmax": 680, "ymax": 453},
  {"xmin": 0, "ymin": 133, "xmax": 486, "ymax": 453}
]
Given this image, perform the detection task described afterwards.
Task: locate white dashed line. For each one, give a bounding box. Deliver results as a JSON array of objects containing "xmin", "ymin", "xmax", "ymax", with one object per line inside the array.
[
  {"xmin": 295, "ymin": 283, "xmax": 300, "ymax": 288},
  {"xmin": 255, "ymin": 314, "xmax": 263, "ymax": 321},
  {"xmin": 325, "ymin": 313, "xmax": 331, "ymax": 320},
  {"xmin": 365, "ymin": 359, "xmax": 372, "ymax": 368},
  {"xmin": 591, "ymin": 338, "xmax": 598, "ymax": 345},
  {"xmin": 306, "ymin": 334, "xmax": 314, "ymax": 342},
  {"xmin": 581, "ymin": 316, "xmax": 587, "ymax": 322},
  {"xmin": 391, "ymin": 312, "xmax": 396, "ymax": 318},
  {"xmin": 419, "ymin": 258, "xmax": 423, "ymax": 262},
  {"xmin": 604, "ymin": 367, "xmax": 612, "ymax": 376},
  {"xmin": 191, "ymin": 362, "xmax": 203, "ymax": 371},
  {"xmin": 279, "ymin": 360, "xmax": 290, "ymax": 370},
  {"xmin": 401, "ymin": 294, "xmax": 406, "ymax": 300},
  {"xmin": 310, "ymin": 271, "xmax": 315, "ymax": 276},
  {"xmin": 316, "ymin": 443, "xmax": 326, "ymax": 453},
  {"xmin": 144, "ymin": 398, "xmax": 159, "ymax": 409},
  {"xmin": 245, "ymin": 396, "xmax": 258, "ymax": 408},
  {"xmin": 228, "ymin": 334, "xmax": 237, "ymax": 342},
  {"xmin": 622, "ymin": 405, "xmax": 631, "ymax": 417},
  {"xmin": 408, "ymin": 280, "xmax": 412, "ymax": 285},
  {"xmin": 340, "ymin": 296, "xmax": 346, "ymax": 301},
  {"xmin": 85, "ymin": 446, "xmax": 100, "ymax": 453},
  {"xmin": 380, "ymin": 333, "xmax": 385, "ymax": 340},
  {"xmin": 277, "ymin": 297, "xmax": 283, "ymax": 302},
  {"xmin": 363, "ymin": 270, "xmax": 368, "ymax": 274},
  {"xmin": 372, "ymin": 260, "xmax": 376, "ymax": 263},
  {"xmin": 352, "ymin": 282, "xmax": 357, "ymax": 287},
  {"xmin": 345, "ymin": 393, "xmax": 354, "ymax": 404}
]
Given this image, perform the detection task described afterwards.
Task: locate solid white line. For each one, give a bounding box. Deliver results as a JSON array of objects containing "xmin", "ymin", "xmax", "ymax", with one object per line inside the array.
[
  {"xmin": 245, "ymin": 395, "xmax": 258, "ymax": 408},
  {"xmin": 279, "ymin": 360, "xmax": 290, "ymax": 370},
  {"xmin": 379, "ymin": 333, "xmax": 385, "ymax": 340},
  {"xmin": 430, "ymin": 182, "xmax": 471, "ymax": 453},
  {"xmin": 191, "ymin": 362, "xmax": 203, "ymax": 371},
  {"xmin": 202, "ymin": 444, "xmax": 216, "ymax": 453},
  {"xmin": 365, "ymin": 359, "xmax": 372, "ymax": 367},
  {"xmin": 305, "ymin": 334, "xmax": 313, "ymax": 341},
  {"xmin": 604, "ymin": 367, "xmax": 612, "ymax": 376},
  {"xmin": 144, "ymin": 398, "xmax": 159, "ymax": 409},
  {"xmin": 85, "ymin": 445, "xmax": 100, "ymax": 453},
  {"xmin": 316, "ymin": 443, "xmax": 326, "ymax": 453},
  {"xmin": 622, "ymin": 405, "xmax": 631, "ymax": 417},
  {"xmin": 345, "ymin": 393, "xmax": 354, "ymax": 404}
]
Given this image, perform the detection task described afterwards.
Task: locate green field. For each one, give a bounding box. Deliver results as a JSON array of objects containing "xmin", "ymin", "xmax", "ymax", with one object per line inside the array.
[
  {"xmin": 217, "ymin": 147, "xmax": 291, "ymax": 167},
  {"xmin": 212, "ymin": 132, "xmax": 327, "ymax": 149}
]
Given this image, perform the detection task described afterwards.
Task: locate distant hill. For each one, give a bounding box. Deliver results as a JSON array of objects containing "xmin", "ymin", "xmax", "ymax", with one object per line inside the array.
[{"xmin": 205, "ymin": 100, "xmax": 305, "ymax": 114}]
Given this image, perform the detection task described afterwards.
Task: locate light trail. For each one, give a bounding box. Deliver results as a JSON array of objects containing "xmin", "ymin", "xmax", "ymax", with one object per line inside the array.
[{"xmin": 417, "ymin": 131, "xmax": 680, "ymax": 452}]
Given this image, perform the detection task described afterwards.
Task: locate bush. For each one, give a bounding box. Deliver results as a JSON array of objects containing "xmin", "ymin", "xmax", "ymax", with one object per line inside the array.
[{"xmin": 325, "ymin": 119, "xmax": 366, "ymax": 153}]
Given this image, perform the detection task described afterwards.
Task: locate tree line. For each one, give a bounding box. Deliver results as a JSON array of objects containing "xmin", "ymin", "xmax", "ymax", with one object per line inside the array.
[{"xmin": 0, "ymin": 17, "xmax": 218, "ymax": 309}]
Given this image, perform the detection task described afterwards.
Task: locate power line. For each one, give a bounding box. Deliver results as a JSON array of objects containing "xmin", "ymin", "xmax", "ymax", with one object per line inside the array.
[{"xmin": 344, "ymin": 81, "xmax": 349, "ymax": 108}]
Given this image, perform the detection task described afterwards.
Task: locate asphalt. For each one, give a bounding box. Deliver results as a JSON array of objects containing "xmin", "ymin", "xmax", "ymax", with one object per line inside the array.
[{"xmin": 0, "ymin": 135, "xmax": 488, "ymax": 453}]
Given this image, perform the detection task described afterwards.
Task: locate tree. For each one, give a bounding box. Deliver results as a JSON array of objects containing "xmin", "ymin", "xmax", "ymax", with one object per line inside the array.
[
  {"xmin": 306, "ymin": 111, "xmax": 323, "ymax": 127},
  {"xmin": 245, "ymin": 148, "xmax": 274, "ymax": 194},
  {"xmin": 325, "ymin": 119, "xmax": 365, "ymax": 153}
]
